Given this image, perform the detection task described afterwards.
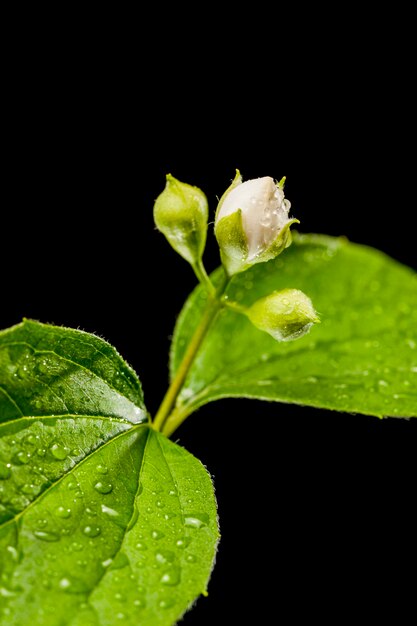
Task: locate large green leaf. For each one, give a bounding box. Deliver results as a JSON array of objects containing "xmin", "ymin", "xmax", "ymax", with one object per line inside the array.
[
  {"xmin": 170, "ymin": 234, "xmax": 417, "ymax": 419},
  {"xmin": 0, "ymin": 321, "xmax": 219, "ymax": 625}
]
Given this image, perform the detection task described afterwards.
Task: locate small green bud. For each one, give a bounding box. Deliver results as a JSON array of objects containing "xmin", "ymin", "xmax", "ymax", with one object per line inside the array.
[
  {"xmin": 246, "ymin": 288, "xmax": 319, "ymax": 342},
  {"xmin": 214, "ymin": 171, "xmax": 299, "ymax": 275},
  {"xmin": 154, "ymin": 174, "xmax": 208, "ymax": 265}
]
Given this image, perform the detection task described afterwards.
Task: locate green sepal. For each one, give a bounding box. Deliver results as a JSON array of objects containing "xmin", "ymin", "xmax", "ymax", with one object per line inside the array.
[
  {"xmin": 214, "ymin": 208, "xmax": 248, "ymax": 276},
  {"xmin": 214, "ymin": 169, "xmax": 242, "ymax": 221}
]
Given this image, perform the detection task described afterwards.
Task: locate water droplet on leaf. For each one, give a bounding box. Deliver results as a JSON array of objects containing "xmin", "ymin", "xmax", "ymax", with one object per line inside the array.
[
  {"xmin": 184, "ymin": 513, "xmax": 209, "ymax": 528},
  {"xmin": 94, "ymin": 481, "xmax": 113, "ymax": 494},
  {"xmin": 33, "ymin": 531, "xmax": 60, "ymax": 542},
  {"xmin": 160, "ymin": 566, "xmax": 181, "ymax": 586},
  {"xmin": 0, "ymin": 463, "xmax": 11, "ymax": 480},
  {"xmin": 50, "ymin": 443, "xmax": 69, "ymax": 460},
  {"xmin": 82, "ymin": 525, "xmax": 101, "ymax": 538}
]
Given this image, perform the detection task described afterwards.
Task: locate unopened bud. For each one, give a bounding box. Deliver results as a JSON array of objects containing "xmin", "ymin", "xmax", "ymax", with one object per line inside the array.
[
  {"xmin": 246, "ymin": 288, "xmax": 319, "ymax": 341},
  {"xmin": 214, "ymin": 171, "xmax": 298, "ymax": 275},
  {"xmin": 154, "ymin": 175, "xmax": 208, "ymax": 266}
]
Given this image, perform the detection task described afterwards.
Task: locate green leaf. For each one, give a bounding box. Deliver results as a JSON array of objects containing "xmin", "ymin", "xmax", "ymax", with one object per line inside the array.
[
  {"xmin": 0, "ymin": 321, "xmax": 219, "ymax": 625},
  {"xmin": 170, "ymin": 234, "xmax": 417, "ymax": 419}
]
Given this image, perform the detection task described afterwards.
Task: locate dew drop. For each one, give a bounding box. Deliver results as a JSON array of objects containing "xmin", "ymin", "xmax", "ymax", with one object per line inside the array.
[
  {"xmin": 186, "ymin": 554, "xmax": 197, "ymax": 563},
  {"xmin": 116, "ymin": 614, "xmax": 125, "ymax": 621},
  {"xmin": 0, "ymin": 462, "xmax": 11, "ymax": 480},
  {"xmin": 13, "ymin": 450, "xmax": 31, "ymax": 465},
  {"xmin": 102, "ymin": 558, "xmax": 113, "ymax": 568},
  {"xmin": 6, "ymin": 546, "xmax": 19, "ymax": 562},
  {"xmin": 94, "ymin": 481, "xmax": 113, "ymax": 494},
  {"xmin": 115, "ymin": 593, "xmax": 124, "ymax": 601},
  {"xmin": 59, "ymin": 577, "xmax": 89, "ymax": 594},
  {"xmin": 136, "ymin": 542, "xmax": 148, "ymax": 550},
  {"xmin": 82, "ymin": 525, "xmax": 101, "ymax": 538},
  {"xmin": 50, "ymin": 443, "xmax": 69, "ymax": 461},
  {"xmin": 184, "ymin": 513, "xmax": 209, "ymax": 528},
  {"xmin": 55, "ymin": 506, "xmax": 71, "ymax": 519},
  {"xmin": 96, "ymin": 464, "xmax": 108, "ymax": 474},
  {"xmin": 160, "ymin": 567, "xmax": 181, "ymax": 586},
  {"xmin": 176, "ymin": 537, "xmax": 191, "ymax": 549},
  {"xmin": 85, "ymin": 507, "xmax": 97, "ymax": 517},
  {"xmin": 71, "ymin": 542, "xmax": 83, "ymax": 552},
  {"xmin": 21, "ymin": 483, "xmax": 41, "ymax": 496},
  {"xmin": 159, "ymin": 598, "xmax": 176, "ymax": 609},
  {"xmin": 156, "ymin": 500, "xmax": 165, "ymax": 508},
  {"xmin": 151, "ymin": 530, "xmax": 165, "ymax": 540},
  {"xmin": 155, "ymin": 550, "xmax": 175, "ymax": 565},
  {"xmin": 101, "ymin": 504, "xmax": 119, "ymax": 517},
  {"xmin": 133, "ymin": 598, "xmax": 146, "ymax": 608},
  {"xmin": 33, "ymin": 530, "xmax": 60, "ymax": 542}
]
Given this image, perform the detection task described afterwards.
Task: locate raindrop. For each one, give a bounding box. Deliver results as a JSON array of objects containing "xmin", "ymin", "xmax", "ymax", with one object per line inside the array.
[
  {"xmin": 378, "ymin": 380, "xmax": 388, "ymax": 387},
  {"xmin": 186, "ymin": 554, "xmax": 197, "ymax": 563},
  {"xmin": 159, "ymin": 598, "xmax": 176, "ymax": 609},
  {"xmin": 59, "ymin": 577, "xmax": 88, "ymax": 594},
  {"xmin": 102, "ymin": 558, "xmax": 113, "ymax": 568},
  {"xmin": 168, "ymin": 489, "xmax": 176, "ymax": 496},
  {"xmin": 115, "ymin": 593, "xmax": 124, "ymax": 601},
  {"xmin": 133, "ymin": 598, "xmax": 146, "ymax": 608},
  {"xmin": 21, "ymin": 483, "xmax": 40, "ymax": 496},
  {"xmin": 96, "ymin": 464, "xmax": 108, "ymax": 474},
  {"xmin": 176, "ymin": 537, "xmax": 191, "ymax": 549},
  {"xmin": 151, "ymin": 530, "xmax": 165, "ymax": 540},
  {"xmin": 33, "ymin": 531, "xmax": 60, "ymax": 542},
  {"xmin": 6, "ymin": 546, "xmax": 19, "ymax": 562},
  {"xmin": 0, "ymin": 462, "xmax": 11, "ymax": 480},
  {"xmin": 156, "ymin": 500, "xmax": 165, "ymax": 508},
  {"xmin": 37, "ymin": 518, "xmax": 48, "ymax": 528},
  {"xmin": 85, "ymin": 507, "xmax": 97, "ymax": 517},
  {"xmin": 50, "ymin": 443, "xmax": 69, "ymax": 461},
  {"xmin": 82, "ymin": 525, "xmax": 101, "ymax": 538},
  {"xmin": 136, "ymin": 542, "xmax": 148, "ymax": 550},
  {"xmin": 94, "ymin": 481, "xmax": 113, "ymax": 494},
  {"xmin": 101, "ymin": 504, "xmax": 119, "ymax": 517},
  {"xmin": 55, "ymin": 506, "xmax": 71, "ymax": 519},
  {"xmin": 184, "ymin": 513, "xmax": 209, "ymax": 528},
  {"xmin": 13, "ymin": 450, "xmax": 31, "ymax": 465},
  {"xmin": 155, "ymin": 550, "xmax": 175, "ymax": 565},
  {"xmin": 160, "ymin": 567, "xmax": 181, "ymax": 586}
]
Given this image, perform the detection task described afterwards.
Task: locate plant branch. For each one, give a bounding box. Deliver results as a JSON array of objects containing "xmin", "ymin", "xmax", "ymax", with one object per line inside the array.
[{"xmin": 153, "ymin": 272, "xmax": 228, "ymax": 434}]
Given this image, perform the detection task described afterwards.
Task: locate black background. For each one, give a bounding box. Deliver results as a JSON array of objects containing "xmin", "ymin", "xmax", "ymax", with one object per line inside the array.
[{"xmin": 2, "ymin": 28, "xmax": 416, "ymax": 624}]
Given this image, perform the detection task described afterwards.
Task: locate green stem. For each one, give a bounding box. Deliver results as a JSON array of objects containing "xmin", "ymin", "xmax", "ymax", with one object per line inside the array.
[
  {"xmin": 192, "ymin": 259, "xmax": 216, "ymax": 296},
  {"xmin": 153, "ymin": 272, "xmax": 229, "ymax": 434}
]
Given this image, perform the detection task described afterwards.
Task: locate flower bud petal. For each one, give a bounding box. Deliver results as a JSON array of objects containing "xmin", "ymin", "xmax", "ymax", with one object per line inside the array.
[
  {"xmin": 246, "ymin": 288, "xmax": 319, "ymax": 342},
  {"xmin": 154, "ymin": 174, "xmax": 208, "ymax": 265},
  {"xmin": 215, "ymin": 173, "xmax": 297, "ymax": 275}
]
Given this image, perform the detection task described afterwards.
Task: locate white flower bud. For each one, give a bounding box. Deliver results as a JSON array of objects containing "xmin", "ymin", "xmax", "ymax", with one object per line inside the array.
[{"xmin": 214, "ymin": 172, "xmax": 298, "ymax": 275}]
